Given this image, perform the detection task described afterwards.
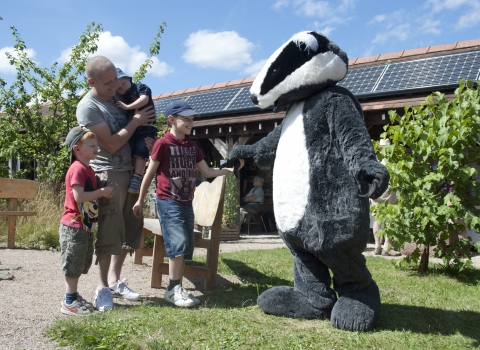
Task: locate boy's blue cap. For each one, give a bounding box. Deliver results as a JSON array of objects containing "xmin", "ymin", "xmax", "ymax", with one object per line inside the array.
[
  {"xmin": 165, "ymin": 100, "xmax": 199, "ymax": 117},
  {"xmin": 116, "ymin": 68, "xmax": 130, "ymax": 79}
]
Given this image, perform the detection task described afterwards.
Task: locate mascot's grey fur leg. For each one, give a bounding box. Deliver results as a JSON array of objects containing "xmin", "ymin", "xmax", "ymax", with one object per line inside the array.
[{"xmin": 257, "ymin": 235, "xmax": 337, "ymax": 319}]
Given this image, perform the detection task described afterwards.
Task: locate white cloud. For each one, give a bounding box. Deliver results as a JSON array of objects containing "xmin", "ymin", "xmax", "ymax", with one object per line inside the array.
[
  {"xmin": 272, "ymin": 0, "xmax": 290, "ymax": 10},
  {"xmin": 243, "ymin": 59, "xmax": 268, "ymax": 78},
  {"xmin": 425, "ymin": 0, "xmax": 471, "ymax": 13},
  {"xmin": 455, "ymin": 1, "xmax": 480, "ymax": 29},
  {"xmin": 313, "ymin": 23, "xmax": 335, "ymax": 36},
  {"xmin": 0, "ymin": 47, "xmax": 37, "ymax": 75},
  {"xmin": 273, "ymin": 0, "xmax": 357, "ymax": 26},
  {"xmin": 367, "ymin": 14, "xmax": 387, "ymax": 25},
  {"xmin": 182, "ymin": 30, "xmax": 254, "ymax": 70},
  {"xmin": 419, "ymin": 18, "xmax": 442, "ymax": 35},
  {"xmin": 56, "ymin": 31, "xmax": 174, "ymax": 79},
  {"xmin": 372, "ymin": 23, "xmax": 411, "ymax": 45}
]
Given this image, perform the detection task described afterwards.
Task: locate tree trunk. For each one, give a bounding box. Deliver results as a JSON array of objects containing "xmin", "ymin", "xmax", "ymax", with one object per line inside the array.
[{"xmin": 418, "ymin": 244, "xmax": 429, "ymax": 272}]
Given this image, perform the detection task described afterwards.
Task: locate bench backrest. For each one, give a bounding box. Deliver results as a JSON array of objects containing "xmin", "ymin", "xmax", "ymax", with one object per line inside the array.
[
  {"xmin": 192, "ymin": 175, "xmax": 226, "ymax": 227},
  {"xmin": 0, "ymin": 178, "xmax": 39, "ymax": 199}
]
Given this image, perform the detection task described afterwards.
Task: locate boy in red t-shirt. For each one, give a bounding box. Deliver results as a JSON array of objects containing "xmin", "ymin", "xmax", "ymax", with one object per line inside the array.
[
  {"xmin": 133, "ymin": 100, "xmax": 243, "ymax": 307},
  {"xmin": 59, "ymin": 126, "xmax": 114, "ymax": 316}
]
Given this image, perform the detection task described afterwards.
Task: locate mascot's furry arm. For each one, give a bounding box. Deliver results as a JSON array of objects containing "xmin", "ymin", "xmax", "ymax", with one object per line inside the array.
[
  {"xmin": 220, "ymin": 124, "xmax": 283, "ymax": 169},
  {"xmin": 314, "ymin": 87, "xmax": 390, "ymax": 199}
]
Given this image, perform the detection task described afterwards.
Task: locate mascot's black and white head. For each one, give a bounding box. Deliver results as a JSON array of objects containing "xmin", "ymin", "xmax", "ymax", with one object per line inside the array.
[{"xmin": 250, "ymin": 31, "xmax": 348, "ymax": 111}]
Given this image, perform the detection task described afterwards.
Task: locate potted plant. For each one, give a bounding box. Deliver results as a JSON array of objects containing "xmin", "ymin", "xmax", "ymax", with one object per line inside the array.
[{"xmin": 221, "ymin": 173, "xmax": 240, "ymax": 240}]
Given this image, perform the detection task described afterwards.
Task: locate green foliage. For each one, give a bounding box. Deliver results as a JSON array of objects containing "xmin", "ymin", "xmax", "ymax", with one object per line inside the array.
[
  {"xmin": 47, "ymin": 248, "xmax": 480, "ymax": 349},
  {"xmin": 0, "ymin": 23, "xmax": 102, "ymax": 184},
  {"xmin": 223, "ymin": 171, "xmax": 239, "ymax": 228},
  {"xmin": 373, "ymin": 79, "xmax": 480, "ymax": 272}
]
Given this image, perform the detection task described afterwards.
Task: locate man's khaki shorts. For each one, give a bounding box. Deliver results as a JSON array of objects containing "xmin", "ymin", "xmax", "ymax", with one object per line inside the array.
[
  {"xmin": 95, "ymin": 170, "xmax": 144, "ymax": 255},
  {"xmin": 59, "ymin": 224, "xmax": 94, "ymax": 278}
]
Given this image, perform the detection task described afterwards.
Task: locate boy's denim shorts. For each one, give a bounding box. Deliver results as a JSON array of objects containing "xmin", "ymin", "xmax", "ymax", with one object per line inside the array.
[
  {"xmin": 59, "ymin": 224, "xmax": 94, "ymax": 278},
  {"xmin": 129, "ymin": 125, "xmax": 157, "ymax": 160},
  {"xmin": 155, "ymin": 198, "xmax": 195, "ymax": 260}
]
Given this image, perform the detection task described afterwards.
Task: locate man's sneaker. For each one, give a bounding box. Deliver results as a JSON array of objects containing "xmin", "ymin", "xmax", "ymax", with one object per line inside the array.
[
  {"xmin": 94, "ymin": 287, "xmax": 114, "ymax": 312},
  {"xmin": 110, "ymin": 279, "xmax": 140, "ymax": 301},
  {"xmin": 382, "ymin": 249, "xmax": 402, "ymax": 257},
  {"xmin": 164, "ymin": 284, "xmax": 196, "ymax": 307},
  {"xmin": 61, "ymin": 299, "xmax": 93, "ymax": 316},
  {"xmin": 181, "ymin": 287, "xmax": 201, "ymax": 305}
]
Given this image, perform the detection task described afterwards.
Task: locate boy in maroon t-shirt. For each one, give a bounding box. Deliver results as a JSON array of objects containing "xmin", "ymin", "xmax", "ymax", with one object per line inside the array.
[
  {"xmin": 59, "ymin": 127, "xmax": 114, "ymax": 316},
  {"xmin": 133, "ymin": 100, "xmax": 243, "ymax": 307}
]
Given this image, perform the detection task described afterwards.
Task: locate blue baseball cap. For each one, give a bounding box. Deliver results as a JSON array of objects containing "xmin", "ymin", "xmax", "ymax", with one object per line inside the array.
[
  {"xmin": 116, "ymin": 67, "xmax": 130, "ymax": 79},
  {"xmin": 165, "ymin": 100, "xmax": 199, "ymax": 117}
]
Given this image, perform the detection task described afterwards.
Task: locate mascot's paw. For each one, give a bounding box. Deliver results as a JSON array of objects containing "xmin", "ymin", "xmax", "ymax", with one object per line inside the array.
[
  {"xmin": 258, "ymin": 286, "xmax": 334, "ymax": 319},
  {"xmin": 330, "ymin": 281, "xmax": 380, "ymax": 332}
]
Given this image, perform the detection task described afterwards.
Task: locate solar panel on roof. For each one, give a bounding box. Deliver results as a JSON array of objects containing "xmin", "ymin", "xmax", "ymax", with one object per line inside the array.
[
  {"xmin": 375, "ymin": 51, "xmax": 480, "ymax": 93},
  {"xmin": 338, "ymin": 65, "xmax": 385, "ymax": 95},
  {"xmin": 225, "ymin": 87, "xmax": 259, "ymax": 111}
]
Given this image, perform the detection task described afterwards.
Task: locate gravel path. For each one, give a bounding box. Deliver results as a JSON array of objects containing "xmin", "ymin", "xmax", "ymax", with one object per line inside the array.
[{"xmin": 1, "ymin": 234, "xmax": 478, "ymax": 350}]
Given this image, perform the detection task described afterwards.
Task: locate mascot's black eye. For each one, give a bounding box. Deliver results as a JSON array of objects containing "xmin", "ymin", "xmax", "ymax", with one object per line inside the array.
[{"xmin": 272, "ymin": 68, "xmax": 278, "ymax": 75}]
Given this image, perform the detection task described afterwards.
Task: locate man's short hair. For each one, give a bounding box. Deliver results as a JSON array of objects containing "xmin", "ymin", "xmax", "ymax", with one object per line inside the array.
[{"xmin": 86, "ymin": 56, "xmax": 115, "ymax": 80}]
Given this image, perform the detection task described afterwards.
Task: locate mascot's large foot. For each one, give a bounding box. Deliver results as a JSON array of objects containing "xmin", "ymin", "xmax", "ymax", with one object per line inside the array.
[
  {"xmin": 330, "ymin": 281, "xmax": 380, "ymax": 332},
  {"xmin": 258, "ymin": 286, "xmax": 336, "ymax": 319}
]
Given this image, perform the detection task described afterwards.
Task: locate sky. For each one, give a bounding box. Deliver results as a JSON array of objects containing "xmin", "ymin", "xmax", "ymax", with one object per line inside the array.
[{"xmin": 1, "ymin": 0, "xmax": 480, "ymax": 96}]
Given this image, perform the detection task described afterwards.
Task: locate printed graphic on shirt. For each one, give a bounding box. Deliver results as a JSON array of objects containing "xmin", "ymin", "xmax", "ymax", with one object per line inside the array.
[
  {"xmin": 168, "ymin": 145, "xmax": 196, "ymax": 201},
  {"xmin": 72, "ymin": 177, "xmax": 99, "ymax": 230}
]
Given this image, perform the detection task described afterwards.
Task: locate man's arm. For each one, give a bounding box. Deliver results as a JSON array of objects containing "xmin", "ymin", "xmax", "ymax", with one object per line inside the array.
[{"xmin": 88, "ymin": 106, "xmax": 155, "ymax": 154}]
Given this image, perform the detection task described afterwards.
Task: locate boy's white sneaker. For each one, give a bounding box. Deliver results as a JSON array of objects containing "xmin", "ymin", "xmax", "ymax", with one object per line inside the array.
[
  {"xmin": 94, "ymin": 287, "xmax": 114, "ymax": 312},
  {"xmin": 181, "ymin": 287, "xmax": 201, "ymax": 305},
  {"xmin": 110, "ymin": 279, "xmax": 140, "ymax": 301},
  {"xmin": 164, "ymin": 285, "xmax": 196, "ymax": 307}
]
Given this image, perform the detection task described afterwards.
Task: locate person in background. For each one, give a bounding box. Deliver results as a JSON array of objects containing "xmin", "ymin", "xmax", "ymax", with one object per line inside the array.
[
  {"xmin": 240, "ymin": 176, "xmax": 264, "ymax": 224},
  {"xmin": 370, "ymin": 138, "xmax": 401, "ymax": 256}
]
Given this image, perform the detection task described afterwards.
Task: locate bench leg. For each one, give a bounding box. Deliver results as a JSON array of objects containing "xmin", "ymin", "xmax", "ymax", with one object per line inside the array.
[
  {"xmin": 134, "ymin": 230, "xmax": 147, "ymax": 265},
  {"xmin": 151, "ymin": 235, "xmax": 166, "ymax": 288},
  {"xmin": 7, "ymin": 199, "xmax": 18, "ymax": 249}
]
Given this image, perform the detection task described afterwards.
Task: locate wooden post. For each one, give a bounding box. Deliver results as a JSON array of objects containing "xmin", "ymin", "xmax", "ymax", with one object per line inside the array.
[{"xmin": 7, "ymin": 198, "xmax": 17, "ymax": 249}]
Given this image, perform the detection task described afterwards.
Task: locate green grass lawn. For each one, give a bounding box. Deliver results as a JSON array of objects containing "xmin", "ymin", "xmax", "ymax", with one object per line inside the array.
[{"xmin": 47, "ymin": 248, "xmax": 480, "ymax": 349}]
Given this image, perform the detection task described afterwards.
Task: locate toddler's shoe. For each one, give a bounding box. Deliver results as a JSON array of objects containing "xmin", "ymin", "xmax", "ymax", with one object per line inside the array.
[
  {"xmin": 60, "ymin": 299, "xmax": 93, "ymax": 316},
  {"xmin": 128, "ymin": 174, "xmax": 142, "ymax": 194}
]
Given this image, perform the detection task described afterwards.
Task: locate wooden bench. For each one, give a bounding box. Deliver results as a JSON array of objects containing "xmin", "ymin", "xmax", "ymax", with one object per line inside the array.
[
  {"xmin": 134, "ymin": 175, "xmax": 226, "ymax": 291},
  {"xmin": 0, "ymin": 178, "xmax": 39, "ymax": 248}
]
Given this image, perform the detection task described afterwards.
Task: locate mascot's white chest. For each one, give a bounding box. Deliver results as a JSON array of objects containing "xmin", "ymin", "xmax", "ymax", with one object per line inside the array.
[{"xmin": 273, "ymin": 101, "xmax": 310, "ymax": 232}]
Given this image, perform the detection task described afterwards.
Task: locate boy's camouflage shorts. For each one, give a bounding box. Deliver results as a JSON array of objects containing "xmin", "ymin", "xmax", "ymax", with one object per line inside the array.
[{"xmin": 59, "ymin": 224, "xmax": 94, "ymax": 278}]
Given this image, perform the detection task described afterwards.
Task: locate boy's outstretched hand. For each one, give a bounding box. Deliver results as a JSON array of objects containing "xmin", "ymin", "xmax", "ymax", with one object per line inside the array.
[
  {"xmin": 132, "ymin": 200, "xmax": 143, "ymax": 218},
  {"xmin": 101, "ymin": 186, "xmax": 115, "ymax": 199},
  {"xmin": 219, "ymin": 158, "xmax": 244, "ymax": 178}
]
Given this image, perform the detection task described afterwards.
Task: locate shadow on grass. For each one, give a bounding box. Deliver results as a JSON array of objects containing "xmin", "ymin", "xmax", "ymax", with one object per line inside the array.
[
  {"xmin": 379, "ymin": 303, "xmax": 480, "ymax": 346},
  {"xmin": 220, "ymin": 257, "xmax": 291, "ymax": 286}
]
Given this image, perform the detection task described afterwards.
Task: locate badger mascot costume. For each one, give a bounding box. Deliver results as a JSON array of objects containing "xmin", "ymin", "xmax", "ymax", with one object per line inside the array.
[{"xmin": 223, "ymin": 31, "xmax": 390, "ymax": 331}]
